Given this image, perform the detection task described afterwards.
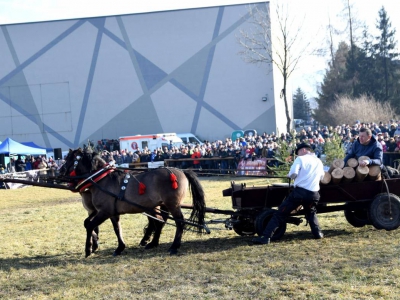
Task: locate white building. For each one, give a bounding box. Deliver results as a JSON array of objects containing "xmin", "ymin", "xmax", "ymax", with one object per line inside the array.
[{"xmin": 0, "ymin": 2, "xmax": 290, "ymax": 149}]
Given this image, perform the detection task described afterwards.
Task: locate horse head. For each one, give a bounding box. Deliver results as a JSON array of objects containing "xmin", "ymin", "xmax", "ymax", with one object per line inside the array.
[{"xmin": 59, "ymin": 148, "xmax": 97, "ymax": 178}]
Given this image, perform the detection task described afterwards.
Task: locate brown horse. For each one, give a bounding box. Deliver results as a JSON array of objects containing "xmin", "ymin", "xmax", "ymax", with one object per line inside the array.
[{"xmin": 60, "ymin": 148, "xmax": 207, "ymax": 256}]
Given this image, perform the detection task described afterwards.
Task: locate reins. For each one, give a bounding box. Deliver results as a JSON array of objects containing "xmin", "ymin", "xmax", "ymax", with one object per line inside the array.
[{"xmin": 67, "ymin": 153, "xmax": 208, "ymax": 232}]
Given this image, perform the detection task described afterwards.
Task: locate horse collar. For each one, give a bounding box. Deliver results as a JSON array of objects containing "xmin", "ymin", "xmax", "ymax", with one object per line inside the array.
[{"xmin": 74, "ymin": 166, "xmax": 114, "ymax": 192}]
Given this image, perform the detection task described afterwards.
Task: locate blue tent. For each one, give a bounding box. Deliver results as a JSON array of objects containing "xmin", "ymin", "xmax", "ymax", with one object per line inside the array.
[
  {"xmin": 21, "ymin": 141, "xmax": 52, "ymax": 152},
  {"xmin": 0, "ymin": 138, "xmax": 46, "ymax": 155}
]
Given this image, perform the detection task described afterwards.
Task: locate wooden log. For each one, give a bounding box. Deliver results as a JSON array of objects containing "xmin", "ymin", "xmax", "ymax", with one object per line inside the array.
[
  {"xmin": 320, "ymin": 171, "xmax": 331, "ymax": 185},
  {"xmin": 355, "ymin": 165, "xmax": 369, "ymax": 182},
  {"xmin": 346, "ymin": 158, "xmax": 358, "ymax": 168},
  {"xmin": 331, "ymin": 168, "xmax": 343, "ymax": 184},
  {"xmin": 358, "ymin": 156, "xmax": 370, "ymax": 165},
  {"xmin": 328, "ymin": 159, "xmax": 345, "ymax": 173},
  {"xmin": 342, "ymin": 167, "xmax": 355, "ymax": 183},
  {"xmin": 368, "ymin": 165, "xmax": 381, "ymax": 181}
]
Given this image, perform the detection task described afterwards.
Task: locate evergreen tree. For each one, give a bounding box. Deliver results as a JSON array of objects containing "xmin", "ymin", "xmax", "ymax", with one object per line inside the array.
[
  {"xmin": 372, "ymin": 6, "xmax": 400, "ymax": 106},
  {"xmin": 351, "ymin": 28, "xmax": 379, "ymax": 97},
  {"xmin": 323, "ymin": 133, "xmax": 345, "ymax": 167},
  {"xmin": 314, "ymin": 41, "xmax": 352, "ymax": 125},
  {"xmin": 293, "ymin": 88, "xmax": 310, "ymax": 120}
]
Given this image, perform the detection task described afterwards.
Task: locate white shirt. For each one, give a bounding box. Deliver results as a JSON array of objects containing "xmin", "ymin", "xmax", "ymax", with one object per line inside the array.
[{"xmin": 288, "ymin": 153, "xmax": 325, "ymax": 192}]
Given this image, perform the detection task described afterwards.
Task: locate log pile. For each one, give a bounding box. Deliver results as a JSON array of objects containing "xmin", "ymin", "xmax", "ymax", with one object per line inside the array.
[
  {"xmin": 320, "ymin": 171, "xmax": 332, "ymax": 185},
  {"xmin": 320, "ymin": 156, "xmax": 381, "ymax": 184}
]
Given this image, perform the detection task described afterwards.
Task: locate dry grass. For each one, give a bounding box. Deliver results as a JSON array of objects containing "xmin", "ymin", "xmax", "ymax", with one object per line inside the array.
[{"xmin": 0, "ymin": 176, "xmax": 399, "ymax": 299}]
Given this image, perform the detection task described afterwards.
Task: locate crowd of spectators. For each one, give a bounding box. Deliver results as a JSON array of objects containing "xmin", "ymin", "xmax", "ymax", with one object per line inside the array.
[
  {"xmin": 2, "ymin": 155, "xmax": 59, "ymax": 174},
  {"xmin": 98, "ymin": 119, "xmax": 400, "ymax": 171},
  {"xmin": 2, "ymin": 119, "xmax": 400, "ymax": 175}
]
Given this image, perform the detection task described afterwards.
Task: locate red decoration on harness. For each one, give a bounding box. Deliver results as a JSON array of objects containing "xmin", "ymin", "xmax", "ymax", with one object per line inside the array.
[
  {"xmin": 139, "ymin": 182, "xmax": 146, "ymax": 195},
  {"xmin": 170, "ymin": 173, "xmax": 178, "ymax": 189},
  {"xmin": 70, "ymin": 170, "xmax": 76, "ymax": 177}
]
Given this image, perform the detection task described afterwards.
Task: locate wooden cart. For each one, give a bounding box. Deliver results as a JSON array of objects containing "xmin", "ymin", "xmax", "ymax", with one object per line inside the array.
[{"xmin": 219, "ymin": 178, "xmax": 400, "ymax": 240}]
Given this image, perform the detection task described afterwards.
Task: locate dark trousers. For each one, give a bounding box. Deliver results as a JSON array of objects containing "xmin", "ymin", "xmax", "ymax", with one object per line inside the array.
[{"xmin": 263, "ymin": 187, "xmax": 322, "ymax": 238}]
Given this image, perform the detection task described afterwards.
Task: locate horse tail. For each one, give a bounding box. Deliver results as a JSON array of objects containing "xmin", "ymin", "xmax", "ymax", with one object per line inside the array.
[{"xmin": 183, "ymin": 169, "xmax": 206, "ymax": 234}]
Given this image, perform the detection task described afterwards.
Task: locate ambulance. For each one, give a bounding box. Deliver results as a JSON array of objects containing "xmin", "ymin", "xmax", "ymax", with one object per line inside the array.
[{"xmin": 119, "ymin": 133, "xmax": 184, "ymax": 152}]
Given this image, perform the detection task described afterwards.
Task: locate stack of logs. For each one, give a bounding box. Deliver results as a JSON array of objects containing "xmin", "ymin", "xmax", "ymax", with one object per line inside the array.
[{"xmin": 321, "ymin": 156, "xmax": 381, "ymax": 185}]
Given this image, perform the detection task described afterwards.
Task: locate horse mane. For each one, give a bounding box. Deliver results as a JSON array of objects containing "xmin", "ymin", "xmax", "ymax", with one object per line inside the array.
[{"xmin": 91, "ymin": 153, "xmax": 107, "ymax": 171}]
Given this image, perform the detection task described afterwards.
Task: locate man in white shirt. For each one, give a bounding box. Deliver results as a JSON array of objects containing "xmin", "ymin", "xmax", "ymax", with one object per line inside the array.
[{"xmin": 252, "ymin": 143, "xmax": 325, "ymax": 245}]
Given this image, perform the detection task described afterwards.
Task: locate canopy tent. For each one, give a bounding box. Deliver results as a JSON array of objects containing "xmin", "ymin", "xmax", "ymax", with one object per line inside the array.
[
  {"xmin": 0, "ymin": 138, "xmax": 46, "ymax": 155},
  {"xmin": 21, "ymin": 141, "xmax": 52, "ymax": 152}
]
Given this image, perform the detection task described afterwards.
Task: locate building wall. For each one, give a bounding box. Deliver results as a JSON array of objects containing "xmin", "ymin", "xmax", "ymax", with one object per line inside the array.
[{"xmin": 0, "ymin": 3, "xmax": 284, "ymax": 150}]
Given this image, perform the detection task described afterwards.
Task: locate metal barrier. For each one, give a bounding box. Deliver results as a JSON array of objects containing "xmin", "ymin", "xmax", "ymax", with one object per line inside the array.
[{"xmin": 383, "ymin": 152, "xmax": 400, "ymax": 168}]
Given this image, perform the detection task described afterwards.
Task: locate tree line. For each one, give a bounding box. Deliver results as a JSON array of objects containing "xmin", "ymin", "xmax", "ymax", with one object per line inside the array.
[
  {"xmin": 313, "ymin": 5, "xmax": 399, "ymax": 125},
  {"xmin": 238, "ymin": 2, "xmax": 399, "ymax": 128}
]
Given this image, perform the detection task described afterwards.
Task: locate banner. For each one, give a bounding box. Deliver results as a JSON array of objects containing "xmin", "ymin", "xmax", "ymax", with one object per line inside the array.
[
  {"xmin": 237, "ymin": 158, "xmax": 267, "ymax": 176},
  {"xmin": 148, "ymin": 161, "xmax": 165, "ymax": 169}
]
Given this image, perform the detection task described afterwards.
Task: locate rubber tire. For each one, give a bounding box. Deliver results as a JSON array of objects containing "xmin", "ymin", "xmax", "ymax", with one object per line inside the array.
[
  {"xmin": 369, "ymin": 193, "xmax": 400, "ymax": 231},
  {"xmin": 344, "ymin": 208, "xmax": 371, "ymax": 227},
  {"xmin": 255, "ymin": 208, "xmax": 286, "ymax": 241},
  {"xmin": 232, "ymin": 216, "xmax": 256, "ymax": 236}
]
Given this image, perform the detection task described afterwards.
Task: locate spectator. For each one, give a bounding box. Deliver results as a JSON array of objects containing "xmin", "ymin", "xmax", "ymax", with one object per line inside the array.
[
  {"xmin": 344, "ymin": 127, "xmax": 383, "ymax": 168},
  {"xmin": 387, "ymin": 138, "xmax": 397, "ymax": 152},
  {"xmin": 389, "ymin": 124, "xmax": 397, "ymax": 137},
  {"xmin": 191, "ymin": 147, "xmax": 201, "ymax": 169},
  {"xmin": 180, "ymin": 147, "xmax": 191, "ymax": 169},
  {"xmin": 32, "ymin": 157, "xmax": 41, "ymax": 170},
  {"xmin": 154, "ymin": 150, "xmax": 164, "ymax": 162},
  {"xmin": 15, "ymin": 155, "xmax": 26, "ymax": 172}
]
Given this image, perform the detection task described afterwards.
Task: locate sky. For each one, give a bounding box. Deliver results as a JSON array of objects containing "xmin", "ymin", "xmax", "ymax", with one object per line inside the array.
[{"xmin": 0, "ymin": 0, "xmax": 399, "ymax": 100}]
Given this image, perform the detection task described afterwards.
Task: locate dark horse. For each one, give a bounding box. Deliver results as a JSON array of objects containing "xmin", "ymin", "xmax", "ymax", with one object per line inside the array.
[{"xmin": 60, "ymin": 148, "xmax": 207, "ymax": 257}]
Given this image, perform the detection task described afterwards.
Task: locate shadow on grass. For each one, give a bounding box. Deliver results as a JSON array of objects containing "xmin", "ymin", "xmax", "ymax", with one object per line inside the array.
[{"xmin": 0, "ymin": 228, "xmax": 353, "ymax": 271}]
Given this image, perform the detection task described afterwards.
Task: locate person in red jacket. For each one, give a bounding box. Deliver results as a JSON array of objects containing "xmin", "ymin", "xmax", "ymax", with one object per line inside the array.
[
  {"xmin": 32, "ymin": 157, "xmax": 41, "ymax": 169},
  {"xmin": 191, "ymin": 147, "xmax": 201, "ymax": 169}
]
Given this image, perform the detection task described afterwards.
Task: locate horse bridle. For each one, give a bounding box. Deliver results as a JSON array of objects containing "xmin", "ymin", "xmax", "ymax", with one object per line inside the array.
[{"xmin": 70, "ymin": 154, "xmax": 82, "ymax": 176}]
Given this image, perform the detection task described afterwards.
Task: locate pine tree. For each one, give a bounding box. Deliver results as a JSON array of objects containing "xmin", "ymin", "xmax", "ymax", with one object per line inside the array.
[
  {"xmin": 323, "ymin": 133, "xmax": 345, "ymax": 167},
  {"xmin": 268, "ymin": 131, "xmax": 297, "ymax": 178},
  {"xmin": 314, "ymin": 42, "xmax": 352, "ymax": 125},
  {"xmin": 293, "ymin": 88, "xmax": 310, "ymax": 120},
  {"xmin": 373, "ymin": 6, "xmax": 400, "ymax": 107}
]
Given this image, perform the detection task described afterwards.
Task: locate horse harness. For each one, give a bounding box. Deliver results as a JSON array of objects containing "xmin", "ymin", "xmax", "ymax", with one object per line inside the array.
[{"xmin": 68, "ymin": 154, "xmax": 184, "ymax": 225}]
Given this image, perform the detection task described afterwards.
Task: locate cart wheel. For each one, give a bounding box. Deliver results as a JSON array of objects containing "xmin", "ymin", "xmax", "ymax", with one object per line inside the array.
[
  {"xmin": 344, "ymin": 208, "xmax": 371, "ymax": 227},
  {"xmin": 232, "ymin": 216, "xmax": 256, "ymax": 236},
  {"xmin": 369, "ymin": 193, "xmax": 400, "ymax": 231},
  {"xmin": 255, "ymin": 209, "xmax": 286, "ymax": 241}
]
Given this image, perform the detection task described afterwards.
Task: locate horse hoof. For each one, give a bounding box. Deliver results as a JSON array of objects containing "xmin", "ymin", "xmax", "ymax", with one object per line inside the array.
[
  {"xmin": 85, "ymin": 252, "xmax": 91, "ymax": 258},
  {"xmin": 139, "ymin": 241, "xmax": 148, "ymax": 247},
  {"xmin": 92, "ymin": 244, "xmax": 99, "ymax": 253},
  {"xmin": 144, "ymin": 243, "xmax": 158, "ymax": 250},
  {"xmin": 113, "ymin": 251, "xmax": 121, "ymax": 257}
]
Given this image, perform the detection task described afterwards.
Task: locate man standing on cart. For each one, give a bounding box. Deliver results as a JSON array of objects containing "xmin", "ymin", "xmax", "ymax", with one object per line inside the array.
[
  {"xmin": 252, "ymin": 143, "xmax": 325, "ymax": 245},
  {"xmin": 344, "ymin": 127, "xmax": 383, "ymax": 168}
]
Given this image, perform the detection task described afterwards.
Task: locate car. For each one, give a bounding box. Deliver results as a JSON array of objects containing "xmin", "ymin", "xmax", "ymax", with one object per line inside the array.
[{"xmin": 294, "ymin": 119, "xmax": 305, "ymax": 127}]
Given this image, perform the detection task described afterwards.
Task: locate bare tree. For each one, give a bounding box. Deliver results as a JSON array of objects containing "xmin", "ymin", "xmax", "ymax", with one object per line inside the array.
[
  {"xmin": 326, "ymin": 94, "xmax": 397, "ymax": 125},
  {"xmin": 237, "ymin": 2, "xmax": 311, "ymax": 132}
]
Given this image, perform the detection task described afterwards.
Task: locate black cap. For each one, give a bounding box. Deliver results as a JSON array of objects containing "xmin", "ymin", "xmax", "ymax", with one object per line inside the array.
[{"xmin": 295, "ymin": 143, "xmax": 312, "ymax": 155}]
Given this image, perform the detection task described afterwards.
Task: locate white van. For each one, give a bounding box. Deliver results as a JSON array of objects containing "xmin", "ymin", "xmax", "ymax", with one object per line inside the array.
[
  {"xmin": 119, "ymin": 133, "xmax": 184, "ymax": 152},
  {"xmin": 176, "ymin": 133, "xmax": 203, "ymax": 145}
]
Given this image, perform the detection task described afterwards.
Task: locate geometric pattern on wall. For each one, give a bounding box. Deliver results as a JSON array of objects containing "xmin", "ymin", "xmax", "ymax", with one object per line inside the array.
[{"xmin": 0, "ymin": 3, "xmax": 274, "ymax": 149}]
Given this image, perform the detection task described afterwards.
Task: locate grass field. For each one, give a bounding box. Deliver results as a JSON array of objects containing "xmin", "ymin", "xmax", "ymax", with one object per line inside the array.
[{"xmin": 0, "ymin": 176, "xmax": 399, "ymax": 299}]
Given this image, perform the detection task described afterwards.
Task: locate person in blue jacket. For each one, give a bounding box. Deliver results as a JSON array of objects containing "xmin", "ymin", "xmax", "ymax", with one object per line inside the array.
[{"xmin": 344, "ymin": 127, "xmax": 383, "ymax": 168}]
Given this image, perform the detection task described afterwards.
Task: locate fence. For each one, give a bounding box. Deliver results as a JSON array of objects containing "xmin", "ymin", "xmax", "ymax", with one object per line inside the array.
[{"xmin": 129, "ymin": 152, "xmax": 400, "ymax": 174}]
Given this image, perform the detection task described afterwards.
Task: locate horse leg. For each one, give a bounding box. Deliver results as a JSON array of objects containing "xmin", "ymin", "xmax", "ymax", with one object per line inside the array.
[
  {"xmin": 144, "ymin": 207, "xmax": 169, "ymax": 250},
  {"xmin": 139, "ymin": 216, "xmax": 156, "ymax": 247},
  {"xmin": 168, "ymin": 210, "xmax": 185, "ymax": 255},
  {"xmin": 110, "ymin": 215, "xmax": 126, "ymax": 256},
  {"xmin": 92, "ymin": 226, "xmax": 100, "ymax": 252},
  {"xmin": 84, "ymin": 211, "xmax": 100, "ymax": 253},
  {"xmin": 84, "ymin": 212, "xmax": 109, "ymax": 257}
]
